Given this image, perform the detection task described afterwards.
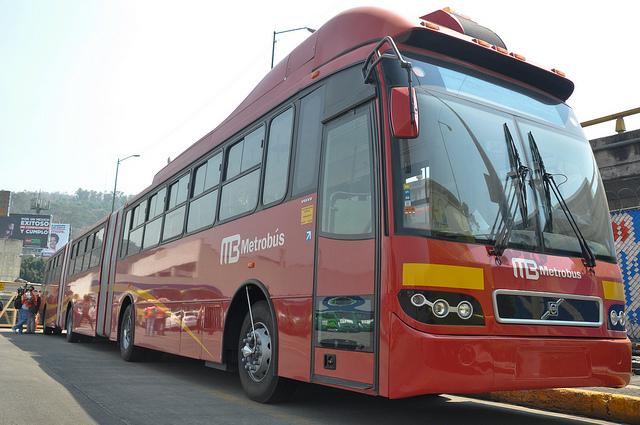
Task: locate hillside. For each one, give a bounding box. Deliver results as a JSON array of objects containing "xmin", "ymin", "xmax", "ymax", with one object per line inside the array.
[{"xmin": 8, "ymin": 189, "xmax": 131, "ymax": 238}]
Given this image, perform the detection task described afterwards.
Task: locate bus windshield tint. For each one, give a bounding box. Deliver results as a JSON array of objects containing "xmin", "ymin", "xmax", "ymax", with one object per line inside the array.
[{"xmin": 406, "ymin": 53, "xmax": 580, "ymax": 133}]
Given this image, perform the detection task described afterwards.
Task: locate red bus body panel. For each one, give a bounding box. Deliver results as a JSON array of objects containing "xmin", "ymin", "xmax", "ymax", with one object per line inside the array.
[
  {"xmin": 108, "ymin": 196, "xmax": 316, "ymax": 380},
  {"xmin": 388, "ymin": 313, "xmax": 630, "ymax": 398}
]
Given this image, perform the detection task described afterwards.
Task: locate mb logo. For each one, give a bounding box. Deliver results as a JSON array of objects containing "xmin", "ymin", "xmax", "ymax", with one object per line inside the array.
[
  {"xmin": 511, "ymin": 258, "xmax": 539, "ymax": 280},
  {"xmin": 220, "ymin": 234, "xmax": 241, "ymax": 264}
]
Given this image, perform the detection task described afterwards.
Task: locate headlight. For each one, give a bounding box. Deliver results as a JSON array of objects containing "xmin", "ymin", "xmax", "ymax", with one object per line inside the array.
[
  {"xmin": 410, "ymin": 293, "xmax": 428, "ymax": 307},
  {"xmin": 432, "ymin": 299, "xmax": 449, "ymax": 318},
  {"xmin": 456, "ymin": 301, "xmax": 473, "ymax": 320},
  {"xmin": 607, "ymin": 304, "xmax": 626, "ymax": 331},
  {"xmin": 398, "ymin": 290, "xmax": 484, "ymax": 326},
  {"xmin": 610, "ymin": 309, "xmax": 619, "ymax": 325}
]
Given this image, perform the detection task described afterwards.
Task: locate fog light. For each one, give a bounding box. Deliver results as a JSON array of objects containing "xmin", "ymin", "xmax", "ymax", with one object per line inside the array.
[
  {"xmin": 456, "ymin": 301, "xmax": 473, "ymax": 319},
  {"xmin": 410, "ymin": 293, "xmax": 427, "ymax": 307},
  {"xmin": 610, "ymin": 310, "xmax": 619, "ymax": 325},
  {"xmin": 432, "ymin": 299, "xmax": 449, "ymax": 318}
]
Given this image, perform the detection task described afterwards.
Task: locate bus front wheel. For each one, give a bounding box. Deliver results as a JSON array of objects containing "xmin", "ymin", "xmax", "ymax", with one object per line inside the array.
[{"xmin": 237, "ymin": 300, "xmax": 296, "ymax": 403}]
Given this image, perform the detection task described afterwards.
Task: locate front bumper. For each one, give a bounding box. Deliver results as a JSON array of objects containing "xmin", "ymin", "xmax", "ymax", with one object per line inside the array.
[{"xmin": 388, "ymin": 313, "xmax": 631, "ymax": 398}]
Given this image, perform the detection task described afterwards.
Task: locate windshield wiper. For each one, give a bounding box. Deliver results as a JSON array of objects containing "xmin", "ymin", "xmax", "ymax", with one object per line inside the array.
[
  {"xmin": 528, "ymin": 131, "xmax": 596, "ymax": 268},
  {"xmin": 489, "ymin": 123, "xmax": 529, "ymax": 259},
  {"xmin": 505, "ymin": 124, "xmax": 529, "ymax": 225}
]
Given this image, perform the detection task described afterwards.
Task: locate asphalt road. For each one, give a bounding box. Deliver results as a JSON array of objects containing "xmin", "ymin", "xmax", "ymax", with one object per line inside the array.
[{"xmin": 0, "ymin": 329, "xmax": 621, "ymax": 425}]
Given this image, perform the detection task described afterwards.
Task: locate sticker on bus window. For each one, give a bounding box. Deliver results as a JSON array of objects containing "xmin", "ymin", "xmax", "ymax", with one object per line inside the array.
[
  {"xmin": 404, "ymin": 206, "xmax": 416, "ymax": 214},
  {"xmin": 300, "ymin": 205, "xmax": 314, "ymax": 225}
]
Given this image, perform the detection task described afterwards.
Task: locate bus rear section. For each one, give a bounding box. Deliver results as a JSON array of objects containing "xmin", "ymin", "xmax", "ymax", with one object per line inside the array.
[{"xmin": 40, "ymin": 247, "xmax": 68, "ymax": 334}]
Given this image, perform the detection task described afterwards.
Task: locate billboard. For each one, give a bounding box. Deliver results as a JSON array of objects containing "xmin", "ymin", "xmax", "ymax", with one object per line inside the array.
[
  {"xmin": 42, "ymin": 223, "xmax": 71, "ymax": 257},
  {"xmin": 0, "ymin": 216, "xmax": 19, "ymax": 239},
  {"xmin": 0, "ymin": 214, "xmax": 52, "ymax": 248}
]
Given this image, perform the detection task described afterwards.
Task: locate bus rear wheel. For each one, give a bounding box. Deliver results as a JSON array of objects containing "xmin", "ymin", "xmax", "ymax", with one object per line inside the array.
[
  {"xmin": 65, "ymin": 308, "xmax": 80, "ymax": 343},
  {"xmin": 119, "ymin": 304, "xmax": 145, "ymax": 362},
  {"xmin": 237, "ymin": 300, "xmax": 296, "ymax": 403}
]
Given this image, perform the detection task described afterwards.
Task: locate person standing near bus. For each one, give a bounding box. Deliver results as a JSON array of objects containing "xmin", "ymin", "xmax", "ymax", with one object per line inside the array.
[
  {"xmin": 22, "ymin": 287, "xmax": 37, "ymax": 334},
  {"xmin": 11, "ymin": 287, "xmax": 28, "ymax": 334},
  {"xmin": 26, "ymin": 286, "xmax": 40, "ymax": 333}
]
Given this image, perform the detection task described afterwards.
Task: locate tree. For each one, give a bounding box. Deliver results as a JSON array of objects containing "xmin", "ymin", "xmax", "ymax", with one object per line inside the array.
[
  {"xmin": 9, "ymin": 188, "xmax": 131, "ymax": 238},
  {"xmin": 19, "ymin": 256, "xmax": 46, "ymax": 283}
]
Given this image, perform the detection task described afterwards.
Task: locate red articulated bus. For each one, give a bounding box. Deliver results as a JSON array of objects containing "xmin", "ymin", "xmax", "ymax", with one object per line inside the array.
[{"xmin": 40, "ymin": 7, "xmax": 631, "ymax": 402}]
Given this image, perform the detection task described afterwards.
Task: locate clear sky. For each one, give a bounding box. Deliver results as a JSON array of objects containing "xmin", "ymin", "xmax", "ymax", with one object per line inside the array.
[{"xmin": 1, "ymin": 1, "xmax": 638, "ymax": 196}]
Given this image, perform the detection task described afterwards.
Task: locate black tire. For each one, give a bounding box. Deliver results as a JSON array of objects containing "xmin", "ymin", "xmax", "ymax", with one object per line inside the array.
[
  {"xmin": 65, "ymin": 308, "xmax": 80, "ymax": 343},
  {"xmin": 238, "ymin": 300, "xmax": 296, "ymax": 403},
  {"xmin": 119, "ymin": 304, "xmax": 145, "ymax": 362}
]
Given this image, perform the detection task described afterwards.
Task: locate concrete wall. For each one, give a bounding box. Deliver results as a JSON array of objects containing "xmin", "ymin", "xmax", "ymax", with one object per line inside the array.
[
  {"xmin": 0, "ymin": 239, "xmax": 22, "ymax": 281},
  {"xmin": 590, "ymin": 129, "xmax": 640, "ymax": 210}
]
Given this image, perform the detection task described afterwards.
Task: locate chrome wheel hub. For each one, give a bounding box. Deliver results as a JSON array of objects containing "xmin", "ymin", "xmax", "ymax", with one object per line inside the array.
[{"xmin": 240, "ymin": 322, "xmax": 271, "ymax": 383}]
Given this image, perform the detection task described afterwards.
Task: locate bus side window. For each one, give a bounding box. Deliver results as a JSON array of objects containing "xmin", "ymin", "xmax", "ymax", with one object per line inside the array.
[
  {"xmin": 128, "ymin": 204, "xmax": 144, "ymax": 256},
  {"xmin": 292, "ymin": 87, "xmax": 324, "ymax": 197},
  {"xmin": 120, "ymin": 209, "xmax": 132, "ymax": 258},
  {"xmin": 219, "ymin": 126, "xmax": 264, "ymax": 221},
  {"xmin": 263, "ymin": 107, "xmax": 294, "ymax": 205},
  {"xmin": 90, "ymin": 227, "xmax": 104, "ymax": 268},
  {"xmin": 143, "ymin": 188, "xmax": 166, "ymax": 250},
  {"xmin": 187, "ymin": 152, "xmax": 222, "ymax": 233},
  {"xmin": 75, "ymin": 238, "xmax": 83, "ymax": 273},
  {"xmin": 162, "ymin": 173, "xmax": 190, "ymax": 241},
  {"xmin": 69, "ymin": 243, "xmax": 76, "ymax": 274},
  {"xmin": 84, "ymin": 233, "xmax": 95, "ymax": 271}
]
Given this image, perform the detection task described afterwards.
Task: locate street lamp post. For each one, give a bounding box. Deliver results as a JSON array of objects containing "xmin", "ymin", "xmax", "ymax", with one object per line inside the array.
[
  {"xmin": 111, "ymin": 154, "xmax": 140, "ymax": 213},
  {"xmin": 271, "ymin": 26, "xmax": 316, "ymax": 69}
]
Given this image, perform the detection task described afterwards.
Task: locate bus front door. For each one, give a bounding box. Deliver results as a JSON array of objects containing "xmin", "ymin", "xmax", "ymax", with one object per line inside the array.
[{"xmin": 312, "ymin": 104, "xmax": 378, "ymax": 390}]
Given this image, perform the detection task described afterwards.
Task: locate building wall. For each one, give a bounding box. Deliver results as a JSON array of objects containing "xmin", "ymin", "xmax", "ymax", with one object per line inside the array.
[
  {"xmin": 0, "ymin": 238, "xmax": 22, "ymax": 281},
  {"xmin": 590, "ymin": 129, "xmax": 640, "ymax": 210}
]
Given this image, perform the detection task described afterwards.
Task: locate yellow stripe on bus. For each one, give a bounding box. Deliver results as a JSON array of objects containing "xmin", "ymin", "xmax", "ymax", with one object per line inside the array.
[
  {"xmin": 602, "ymin": 280, "xmax": 625, "ymax": 301},
  {"xmin": 402, "ymin": 263, "xmax": 484, "ymax": 290}
]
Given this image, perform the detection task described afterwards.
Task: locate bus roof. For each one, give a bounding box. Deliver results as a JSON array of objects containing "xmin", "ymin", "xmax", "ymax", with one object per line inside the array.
[
  {"xmin": 131, "ymin": 6, "xmax": 572, "ymax": 204},
  {"xmin": 149, "ymin": 7, "xmax": 412, "ymax": 189}
]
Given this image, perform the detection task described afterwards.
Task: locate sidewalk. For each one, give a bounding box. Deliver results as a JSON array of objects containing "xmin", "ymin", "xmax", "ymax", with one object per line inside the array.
[{"xmin": 481, "ymin": 377, "xmax": 640, "ymax": 425}]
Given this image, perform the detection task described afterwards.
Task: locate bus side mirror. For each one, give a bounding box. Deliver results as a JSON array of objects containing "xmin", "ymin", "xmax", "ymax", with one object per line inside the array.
[{"xmin": 390, "ymin": 87, "xmax": 419, "ymax": 139}]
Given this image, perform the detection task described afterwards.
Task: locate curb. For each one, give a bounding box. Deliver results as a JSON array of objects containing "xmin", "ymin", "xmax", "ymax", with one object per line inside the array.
[{"xmin": 478, "ymin": 389, "xmax": 640, "ymax": 424}]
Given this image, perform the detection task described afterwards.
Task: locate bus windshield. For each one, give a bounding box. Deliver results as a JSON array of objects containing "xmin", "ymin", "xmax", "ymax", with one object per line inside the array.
[{"xmin": 393, "ymin": 56, "xmax": 616, "ymax": 261}]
